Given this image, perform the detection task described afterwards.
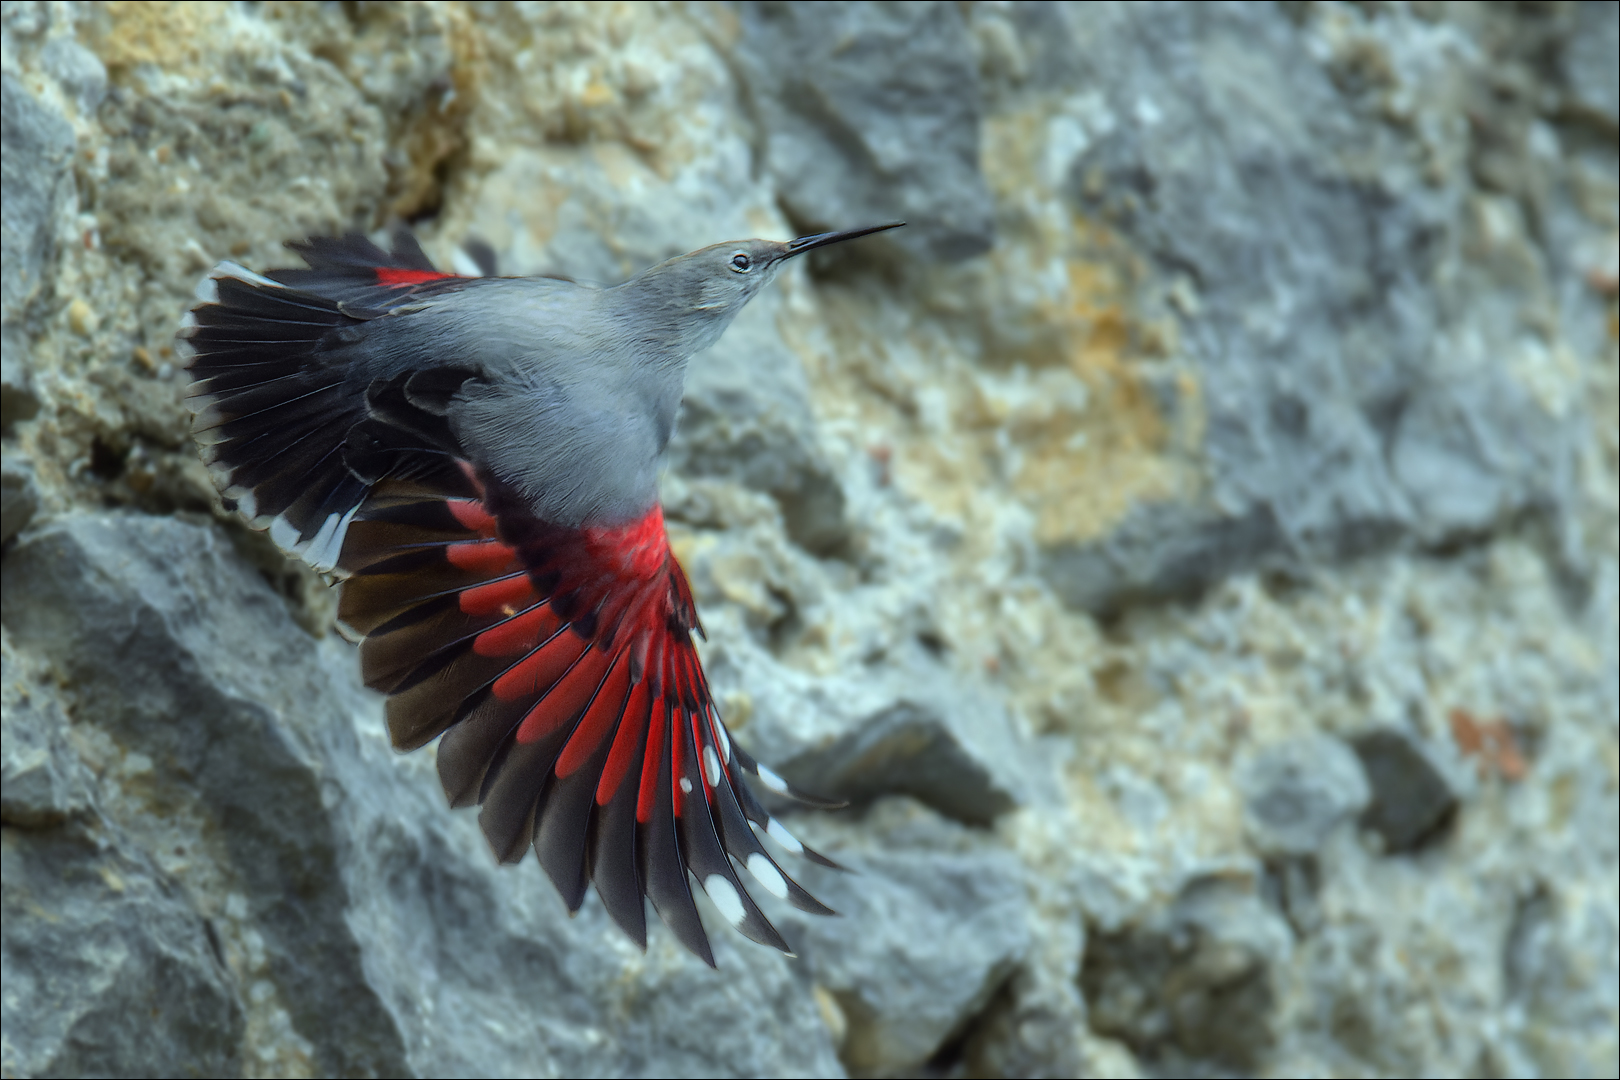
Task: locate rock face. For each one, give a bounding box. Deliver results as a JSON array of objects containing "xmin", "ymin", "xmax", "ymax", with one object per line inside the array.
[{"xmin": 2, "ymin": 3, "xmax": 1615, "ymax": 1078}]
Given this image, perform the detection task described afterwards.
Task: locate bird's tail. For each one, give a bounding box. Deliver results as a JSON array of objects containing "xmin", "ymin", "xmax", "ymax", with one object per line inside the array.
[{"xmin": 181, "ymin": 232, "xmax": 473, "ymax": 572}]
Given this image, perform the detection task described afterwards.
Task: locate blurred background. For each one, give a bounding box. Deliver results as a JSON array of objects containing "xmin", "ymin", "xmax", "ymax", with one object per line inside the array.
[{"xmin": 2, "ymin": 2, "xmax": 1615, "ymax": 1077}]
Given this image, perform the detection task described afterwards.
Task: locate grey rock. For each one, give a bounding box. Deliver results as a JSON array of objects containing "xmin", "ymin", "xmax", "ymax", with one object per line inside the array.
[
  {"xmin": 2, "ymin": 512, "xmax": 844, "ymax": 1078},
  {"xmin": 0, "ymin": 71, "xmax": 70, "ymax": 434},
  {"xmin": 674, "ymin": 293, "xmax": 850, "ymax": 554},
  {"xmin": 2, "ymin": 827, "xmax": 246, "ymax": 1079},
  {"xmin": 1, "ymin": 638, "xmax": 92, "ymax": 827},
  {"xmin": 1502, "ymin": 882, "xmax": 1620, "ymax": 1077},
  {"xmin": 2, "ymin": 513, "xmax": 416, "ymax": 1078},
  {"xmin": 1388, "ymin": 372, "xmax": 1571, "ymax": 543},
  {"xmin": 1, "ymin": 72, "xmax": 74, "ymax": 322},
  {"xmin": 1015, "ymin": 3, "xmax": 1582, "ymax": 610},
  {"xmin": 1351, "ymin": 727, "xmax": 1460, "ymax": 853},
  {"xmin": 39, "ymin": 34, "xmax": 106, "ymax": 118},
  {"xmin": 1237, "ymin": 734, "xmax": 1372, "ymax": 859},
  {"xmin": 732, "ymin": 1, "xmax": 995, "ymax": 262},
  {"xmin": 784, "ymin": 799, "xmax": 1032, "ymax": 1076},
  {"xmin": 712, "ymin": 641, "xmax": 1048, "ymax": 826},
  {"xmin": 1044, "ymin": 501, "xmax": 1285, "ymax": 615},
  {"xmin": 1, "ymin": 449, "xmax": 38, "ymax": 544},
  {"xmin": 1563, "ymin": 1, "xmax": 1619, "ymax": 129},
  {"xmin": 958, "ymin": 978, "xmax": 1091, "ymax": 1080},
  {"xmin": 1080, "ymin": 867, "xmax": 1292, "ymax": 1071},
  {"xmin": 779, "ymin": 682, "xmax": 1020, "ymax": 825},
  {"xmin": 1, "ymin": 323, "xmax": 38, "ymax": 431}
]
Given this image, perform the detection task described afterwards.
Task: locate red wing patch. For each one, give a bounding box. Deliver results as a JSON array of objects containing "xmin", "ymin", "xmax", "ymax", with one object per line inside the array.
[
  {"xmin": 267, "ymin": 231, "xmax": 471, "ymax": 311},
  {"xmin": 374, "ymin": 267, "xmax": 456, "ymax": 288},
  {"xmin": 336, "ymin": 468, "xmax": 838, "ymax": 965}
]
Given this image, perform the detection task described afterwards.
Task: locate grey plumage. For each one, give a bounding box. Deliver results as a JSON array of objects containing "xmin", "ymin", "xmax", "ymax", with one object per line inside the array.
[{"xmin": 233, "ymin": 227, "xmax": 898, "ymax": 532}]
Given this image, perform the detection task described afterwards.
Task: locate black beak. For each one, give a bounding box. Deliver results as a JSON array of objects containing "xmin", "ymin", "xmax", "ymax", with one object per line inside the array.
[{"xmin": 783, "ymin": 222, "xmax": 905, "ymax": 259}]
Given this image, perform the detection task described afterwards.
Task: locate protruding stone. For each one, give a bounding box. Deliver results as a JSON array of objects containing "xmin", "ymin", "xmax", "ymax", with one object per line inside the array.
[
  {"xmin": 2, "ymin": 828, "xmax": 246, "ymax": 1078},
  {"xmin": 1, "ymin": 73, "xmax": 75, "ymax": 323},
  {"xmin": 1, "ymin": 640, "xmax": 92, "ymax": 827},
  {"xmin": 1081, "ymin": 867, "xmax": 1292, "ymax": 1071},
  {"xmin": 732, "ymin": 0, "xmax": 995, "ymax": 262},
  {"xmin": 1, "ymin": 450, "xmax": 40, "ymax": 545},
  {"xmin": 781, "ymin": 798, "xmax": 1032, "ymax": 1076},
  {"xmin": 722, "ymin": 648, "xmax": 1052, "ymax": 827},
  {"xmin": 1237, "ymin": 734, "xmax": 1372, "ymax": 858},
  {"xmin": 1351, "ymin": 728, "xmax": 1461, "ymax": 853}
]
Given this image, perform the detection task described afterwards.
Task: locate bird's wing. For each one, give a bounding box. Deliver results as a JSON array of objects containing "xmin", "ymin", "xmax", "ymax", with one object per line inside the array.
[
  {"xmin": 181, "ymin": 232, "xmax": 483, "ymax": 569},
  {"xmin": 269, "ymin": 229, "xmax": 479, "ymax": 309},
  {"xmin": 336, "ymin": 465, "xmax": 839, "ymax": 965}
]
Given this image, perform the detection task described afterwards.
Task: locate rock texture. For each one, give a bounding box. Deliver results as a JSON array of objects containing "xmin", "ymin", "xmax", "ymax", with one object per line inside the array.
[{"xmin": 2, "ymin": 2, "xmax": 1615, "ymax": 1078}]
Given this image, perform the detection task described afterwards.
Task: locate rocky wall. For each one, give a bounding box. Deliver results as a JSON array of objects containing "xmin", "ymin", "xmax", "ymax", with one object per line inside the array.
[{"xmin": 2, "ymin": 2, "xmax": 1615, "ymax": 1077}]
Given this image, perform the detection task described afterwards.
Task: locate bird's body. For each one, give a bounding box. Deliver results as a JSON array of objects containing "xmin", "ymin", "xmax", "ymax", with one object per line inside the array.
[{"xmin": 182, "ymin": 224, "xmax": 898, "ymax": 964}]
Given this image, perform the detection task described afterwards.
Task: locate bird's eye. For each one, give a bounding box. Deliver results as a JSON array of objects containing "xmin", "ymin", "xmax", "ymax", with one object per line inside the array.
[{"xmin": 730, "ymin": 252, "xmax": 751, "ymax": 273}]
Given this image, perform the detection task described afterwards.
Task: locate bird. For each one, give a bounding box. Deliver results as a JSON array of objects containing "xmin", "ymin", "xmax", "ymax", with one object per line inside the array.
[{"xmin": 180, "ymin": 222, "xmax": 902, "ymax": 965}]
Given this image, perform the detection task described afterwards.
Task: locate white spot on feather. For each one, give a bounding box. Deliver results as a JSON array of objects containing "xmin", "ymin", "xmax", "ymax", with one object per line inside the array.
[
  {"xmin": 679, "ymin": 776, "xmax": 693, "ymax": 794},
  {"xmin": 704, "ymin": 875, "xmax": 746, "ymax": 925},
  {"xmin": 192, "ymin": 279, "xmax": 217, "ymax": 304},
  {"xmin": 269, "ymin": 516, "xmax": 301, "ymax": 553},
  {"xmin": 305, "ymin": 514, "xmax": 338, "ymax": 559},
  {"xmin": 191, "ymin": 400, "xmax": 232, "ymax": 432},
  {"xmin": 227, "ymin": 487, "xmax": 257, "ymax": 520},
  {"xmin": 746, "ymin": 854, "xmax": 788, "ymax": 899},
  {"xmin": 304, "ymin": 507, "xmax": 357, "ymax": 573},
  {"xmin": 213, "ymin": 261, "xmax": 282, "ymax": 289},
  {"xmin": 713, "ymin": 716, "xmax": 731, "ymax": 762},
  {"xmin": 757, "ymin": 764, "xmax": 789, "ymax": 795},
  {"xmin": 703, "ymin": 746, "xmax": 722, "ymax": 788},
  {"xmin": 766, "ymin": 817, "xmax": 803, "ymax": 854}
]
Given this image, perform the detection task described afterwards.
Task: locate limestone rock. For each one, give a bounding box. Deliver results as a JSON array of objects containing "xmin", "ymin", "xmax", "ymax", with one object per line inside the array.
[
  {"xmin": 1023, "ymin": 3, "xmax": 1586, "ymax": 611},
  {"xmin": 1563, "ymin": 1, "xmax": 1619, "ymax": 129},
  {"xmin": 0, "ymin": 72, "xmax": 73, "ymax": 323},
  {"xmin": 731, "ymin": 0, "xmax": 995, "ymax": 262},
  {"xmin": 1237, "ymin": 734, "xmax": 1372, "ymax": 859},
  {"xmin": 782, "ymin": 799, "xmax": 1033, "ymax": 1077},
  {"xmin": 1351, "ymin": 727, "xmax": 1463, "ymax": 854},
  {"xmin": 0, "ymin": 71, "xmax": 73, "ymax": 433},
  {"xmin": 707, "ymin": 636, "xmax": 1051, "ymax": 827},
  {"xmin": 1080, "ymin": 867, "xmax": 1293, "ymax": 1072},
  {"xmin": 1, "ymin": 636, "xmax": 90, "ymax": 827},
  {"xmin": 2, "ymin": 633, "xmax": 245, "ymax": 1078},
  {"xmin": 0, "ymin": 322, "xmax": 36, "ymax": 432},
  {"xmin": 0, "ymin": 449, "xmax": 37, "ymax": 544},
  {"xmin": 2, "ymin": 827, "xmax": 246, "ymax": 1079}
]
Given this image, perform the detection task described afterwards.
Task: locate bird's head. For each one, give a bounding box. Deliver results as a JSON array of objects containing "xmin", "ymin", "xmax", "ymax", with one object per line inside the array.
[{"xmin": 626, "ymin": 223, "xmax": 903, "ymax": 357}]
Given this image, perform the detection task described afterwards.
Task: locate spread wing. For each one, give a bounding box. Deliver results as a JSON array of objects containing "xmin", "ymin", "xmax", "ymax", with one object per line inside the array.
[{"xmin": 338, "ymin": 468, "xmax": 839, "ymax": 964}]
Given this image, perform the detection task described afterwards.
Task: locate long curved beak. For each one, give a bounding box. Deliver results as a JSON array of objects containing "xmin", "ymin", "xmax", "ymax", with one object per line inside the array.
[{"xmin": 783, "ymin": 222, "xmax": 905, "ymax": 259}]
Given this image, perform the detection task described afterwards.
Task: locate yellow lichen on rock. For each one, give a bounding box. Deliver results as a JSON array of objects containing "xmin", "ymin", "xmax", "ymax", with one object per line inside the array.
[{"xmin": 83, "ymin": 1, "xmax": 229, "ymax": 77}]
